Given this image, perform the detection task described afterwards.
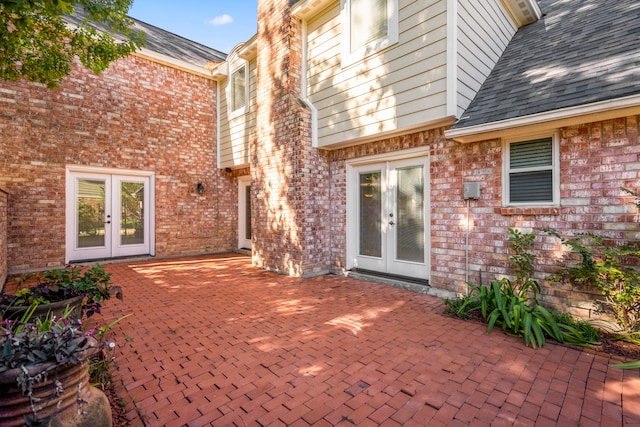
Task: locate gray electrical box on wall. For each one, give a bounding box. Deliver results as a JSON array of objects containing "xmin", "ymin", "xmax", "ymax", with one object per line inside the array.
[{"xmin": 463, "ymin": 182, "xmax": 481, "ymax": 199}]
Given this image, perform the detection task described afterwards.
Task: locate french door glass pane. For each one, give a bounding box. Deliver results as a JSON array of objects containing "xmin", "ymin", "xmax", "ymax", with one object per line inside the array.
[
  {"xmin": 77, "ymin": 179, "xmax": 105, "ymax": 248},
  {"xmin": 359, "ymin": 171, "xmax": 382, "ymax": 257},
  {"xmin": 396, "ymin": 166, "xmax": 424, "ymax": 262},
  {"xmin": 245, "ymin": 185, "xmax": 252, "ymax": 240},
  {"xmin": 120, "ymin": 181, "xmax": 144, "ymax": 245}
]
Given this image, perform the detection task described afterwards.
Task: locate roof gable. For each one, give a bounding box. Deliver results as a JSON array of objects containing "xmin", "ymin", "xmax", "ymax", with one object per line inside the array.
[
  {"xmin": 65, "ymin": 8, "xmax": 227, "ymax": 71},
  {"xmin": 451, "ymin": 0, "xmax": 640, "ymax": 131}
]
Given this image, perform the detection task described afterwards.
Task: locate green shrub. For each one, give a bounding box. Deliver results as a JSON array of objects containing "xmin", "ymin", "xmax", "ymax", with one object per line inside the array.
[
  {"xmin": 543, "ymin": 228, "xmax": 640, "ymax": 334},
  {"xmin": 447, "ymin": 228, "xmax": 599, "ymax": 348},
  {"xmin": 444, "ymin": 295, "xmax": 477, "ymax": 320},
  {"xmin": 458, "ymin": 278, "xmax": 563, "ymax": 348}
]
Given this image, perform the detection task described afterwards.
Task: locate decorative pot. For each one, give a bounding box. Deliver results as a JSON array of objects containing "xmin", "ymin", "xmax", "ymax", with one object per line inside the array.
[
  {"xmin": 0, "ymin": 339, "xmax": 112, "ymax": 426},
  {"xmin": 0, "ymin": 295, "xmax": 84, "ymax": 322}
]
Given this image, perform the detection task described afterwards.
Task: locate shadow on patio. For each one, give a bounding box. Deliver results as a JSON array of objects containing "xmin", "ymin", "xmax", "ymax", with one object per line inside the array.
[{"xmin": 98, "ymin": 254, "xmax": 640, "ymax": 426}]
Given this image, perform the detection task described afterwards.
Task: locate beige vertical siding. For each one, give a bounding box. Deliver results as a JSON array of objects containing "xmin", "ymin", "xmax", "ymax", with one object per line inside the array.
[
  {"xmin": 218, "ymin": 58, "xmax": 257, "ymax": 168},
  {"xmin": 307, "ymin": 0, "xmax": 449, "ymax": 148},
  {"xmin": 456, "ymin": 0, "xmax": 516, "ymax": 117}
]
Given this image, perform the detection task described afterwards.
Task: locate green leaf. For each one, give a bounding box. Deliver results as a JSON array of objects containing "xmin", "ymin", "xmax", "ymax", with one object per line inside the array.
[
  {"xmin": 487, "ymin": 309, "xmax": 500, "ymax": 333},
  {"xmin": 532, "ymin": 319, "xmax": 546, "ymax": 348},
  {"xmin": 523, "ymin": 312, "xmax": 533, "ymax": 347},
  {"xmin": 610, "ymin": 360, "xmax": 640, "ymax": 369}
]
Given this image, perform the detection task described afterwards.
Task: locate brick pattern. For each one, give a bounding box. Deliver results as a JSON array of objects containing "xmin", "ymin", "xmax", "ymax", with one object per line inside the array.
[
  {"xmin": 0, "ymin": 58, "xmax": 235, "ymax": 273},
  {"xmin": 0, "ymin": 187, "xmax": 7, "ymax": 288},
  {"xmin": 252, "ymin": 0, "xmax": 331, "ymax": 277},
  {"xmin": 98, "ymin": 255, "xmax": 640, "ymax": 426},
  {"xmin": 325, "ymin": 117, "xmax": 640, "ymax": 316}
]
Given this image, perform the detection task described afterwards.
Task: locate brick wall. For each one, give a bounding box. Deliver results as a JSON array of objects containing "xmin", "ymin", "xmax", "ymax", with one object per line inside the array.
[
  {"xmin": 0, "ymin": 57, "xmax": 236, "ymax": 273},
  {"xmin": 253, "ymin": 0, "xmax": 331, "ymax": 277},
  {"xmin": 326, "ymin": 116, "xmax": 640, "ymax": 317},
  {"xmin": 0, "ymin": 186, "xmax": 7, "ymax": 289}
]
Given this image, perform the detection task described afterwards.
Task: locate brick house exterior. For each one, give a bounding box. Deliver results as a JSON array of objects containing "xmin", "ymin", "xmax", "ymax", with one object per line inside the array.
[
  {"xmin": 0, "ymin": 186, "xmax": 7, "ymax": 286},
  {"xmin": 2, "ymin": 0, "xmax": 640, "ymax": 321},
  {"xmin": 0, "ymin": 55, "xmax": 235, "ymax": 274},
  {"xmin": 252, "ymin": 0, "xmax": 332, "ymax": 277}
]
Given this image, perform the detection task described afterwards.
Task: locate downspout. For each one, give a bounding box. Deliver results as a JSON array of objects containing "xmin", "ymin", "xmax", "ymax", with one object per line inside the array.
[
  {"xmin": 299, "ymin": 20, "xmax": 319, "ymax": 147},
  {"xmin": 216, "ymin": 82, "xmax": 221, "ymax": 169},
  {"xmin": 465, "ymin": 198, "xmax": 470, "ymax": 295}
]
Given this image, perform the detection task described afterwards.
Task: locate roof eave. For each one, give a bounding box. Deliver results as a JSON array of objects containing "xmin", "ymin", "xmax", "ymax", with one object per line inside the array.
[
  {"xmin": 238, "ymin": 34, "xmax": 258, "ymax": 60},
  {"xmin": 291, "ymin": 0, "xmax": 335, "ymax": 20},
  {"xmin": 445, "ymin": 95, "xmax": 640, "ymax": 143},
  {"xmin": 133, "ymin": 49, "xmax": 218, "ymax": 79},
  {"xmin": 501, "ymin": 0, "xmax": 542, "ymax": 27}
]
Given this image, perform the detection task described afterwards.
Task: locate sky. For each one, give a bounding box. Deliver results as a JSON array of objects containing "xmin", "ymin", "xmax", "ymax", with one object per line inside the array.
[{"xmin": 128, "ymin": 0, "xmax": 258, "ymax": 54}]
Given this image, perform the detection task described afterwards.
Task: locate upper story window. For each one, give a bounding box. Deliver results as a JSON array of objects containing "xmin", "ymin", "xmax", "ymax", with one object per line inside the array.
[
  {"xmin": 503, "ymin": 134, "xmax": 559, "ymax": 206},
  {"xmin": 342, "ymin": 0, "xmax": 398, "ymax": 65},
  {"xmin": 229, "ymin": 63, "xmax": 247, "ymax": 115}
]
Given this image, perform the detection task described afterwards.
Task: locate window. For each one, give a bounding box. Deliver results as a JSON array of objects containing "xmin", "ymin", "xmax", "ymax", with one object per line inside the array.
[
  {"xmin": 342, "ymin": 0, "xmax": 398, "ymax": 65},
  {"xmin": 504, "ymin": 135, "xmax": 559, "ymax": 205},
  {"xmin": 229, "ymin": 64, "xmax": 247, "ymax": 114}
]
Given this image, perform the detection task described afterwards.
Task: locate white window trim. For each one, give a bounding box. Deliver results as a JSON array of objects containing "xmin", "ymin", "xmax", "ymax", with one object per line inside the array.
[
  {"xmin": 228, "ymin": 61, "xmax": 249, "ymax": 118},
  {"xmin": 502, "ymin": 132, "xmax": 560, "ymax": 207},
  {"xmin": 341, "ymin": 0, "xmax": 399, "ymax": 67}
]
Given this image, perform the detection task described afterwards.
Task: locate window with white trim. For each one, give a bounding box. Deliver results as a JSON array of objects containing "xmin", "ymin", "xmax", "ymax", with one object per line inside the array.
[
  {"xmin": 504, "ymin": 135, "xmax": 559, "ymax": 205},
  {"xmin": 229, "ymin": 63, "xmax": 247, "ymax": 114},
  {"xmin": 342, "ymin": 0, "xmax": 398, "ymax": 65}
]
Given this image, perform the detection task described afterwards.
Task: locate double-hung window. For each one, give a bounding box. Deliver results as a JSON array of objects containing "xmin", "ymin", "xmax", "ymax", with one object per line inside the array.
[
  {"xmin": 229, "ymin": 63, "xmax": 247, "ymax": 115},
  {"xmin": 342, "ymin": 0, "xmax": 398, "ymax": 65},
  {"xmin": 504, "ymin": 135, "xmax": 559, "ymax": 206}
]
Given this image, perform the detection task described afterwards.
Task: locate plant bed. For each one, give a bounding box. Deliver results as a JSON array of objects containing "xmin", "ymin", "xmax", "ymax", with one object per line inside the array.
[
  {"xmin": 592, "ymin": 332, "xmax": 640, "ymax": 360},
  {"xmin": 1, "ymin": 264, "xmax": 122, "ymax": 321}
]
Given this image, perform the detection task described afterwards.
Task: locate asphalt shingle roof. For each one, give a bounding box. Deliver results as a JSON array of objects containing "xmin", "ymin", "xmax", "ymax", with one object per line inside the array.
[
  {"xmin": 451, "ymin": 0, "xmax": 640, "ymax": 129},
  {"xmin": 65, "ymin": 9, "xmax": 227, "ymax": 68}
]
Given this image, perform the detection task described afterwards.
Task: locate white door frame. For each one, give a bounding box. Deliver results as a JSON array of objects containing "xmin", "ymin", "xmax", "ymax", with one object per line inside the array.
[
  {"xmin": 346, "ymin": 148, "xmax": 430, "ymax": 279},
  {"xmin": 238, "ymin": 175, "xmax": 252, "ymax": 249},
  {"xmin": 65, "ymin": 166, "xmax": 155, "ymax": 263}
]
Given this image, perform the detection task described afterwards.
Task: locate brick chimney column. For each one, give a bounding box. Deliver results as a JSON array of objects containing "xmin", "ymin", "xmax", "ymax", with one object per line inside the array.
[{"xmin": 253, "ymin": 0, "xmax": 331, "ymax": 277}]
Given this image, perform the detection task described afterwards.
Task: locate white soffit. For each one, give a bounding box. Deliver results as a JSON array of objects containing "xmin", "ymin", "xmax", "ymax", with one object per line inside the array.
[
  {"xmin": 210, "ymin": 62, "xmax": 228, "ymax": 80},
  {"xmin": 291, "ymin": 0, "xmax": 335, "ymax": 20},
  {"xmin": 238, "ymin": 34, "xmax": 258, "ymax": 60},
  {"xmin": 502, "ymin": 0, "xmax": 542, "ymax": 27}
]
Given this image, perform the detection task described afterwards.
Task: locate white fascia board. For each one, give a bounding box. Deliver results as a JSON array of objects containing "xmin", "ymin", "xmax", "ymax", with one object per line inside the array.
[
  {"xmin": 445, "ymin": 95, "xmax": 640, "ymax": 143},
  {"xmin": 133, "ymin": 48, "xmax": 218, "ymax": 79}
]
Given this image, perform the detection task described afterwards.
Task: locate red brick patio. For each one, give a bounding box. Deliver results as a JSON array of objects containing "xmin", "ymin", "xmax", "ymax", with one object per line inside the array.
[{"xmin": 95, "ymin": 254, "xmax": 640, "ymax": 426}]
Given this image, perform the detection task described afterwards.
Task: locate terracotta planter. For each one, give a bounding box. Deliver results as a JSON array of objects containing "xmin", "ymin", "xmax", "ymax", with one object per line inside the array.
[
  {"xmin": 0, "ymin": 295, "xmax": 84, "ymax": 321},
  {"xmin": 0, "ymin": 342, "xmax": 112, "ymax": 426}
]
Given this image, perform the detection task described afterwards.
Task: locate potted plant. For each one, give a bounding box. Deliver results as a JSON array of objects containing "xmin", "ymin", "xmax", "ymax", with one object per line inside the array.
[
  {"xmin": 0, "ymin": 265, "xmax": 123, "ymax": 321},
  {"xmin": 0, "ymin": 308, "xmax": 112, "ymax": 426}
]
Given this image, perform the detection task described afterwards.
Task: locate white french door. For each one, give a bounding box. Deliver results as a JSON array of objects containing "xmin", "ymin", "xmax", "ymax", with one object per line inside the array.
[
  {"xmin": 66, "ymin": 168, "xmax": 153, "ymax": 262},
  {"xmin": 238, "ymin": 176, "xmax": 252, "ymax": 250},
  {"xmin": 347, "ymin": 156, "xmax": 429, "ymax": 279}
]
